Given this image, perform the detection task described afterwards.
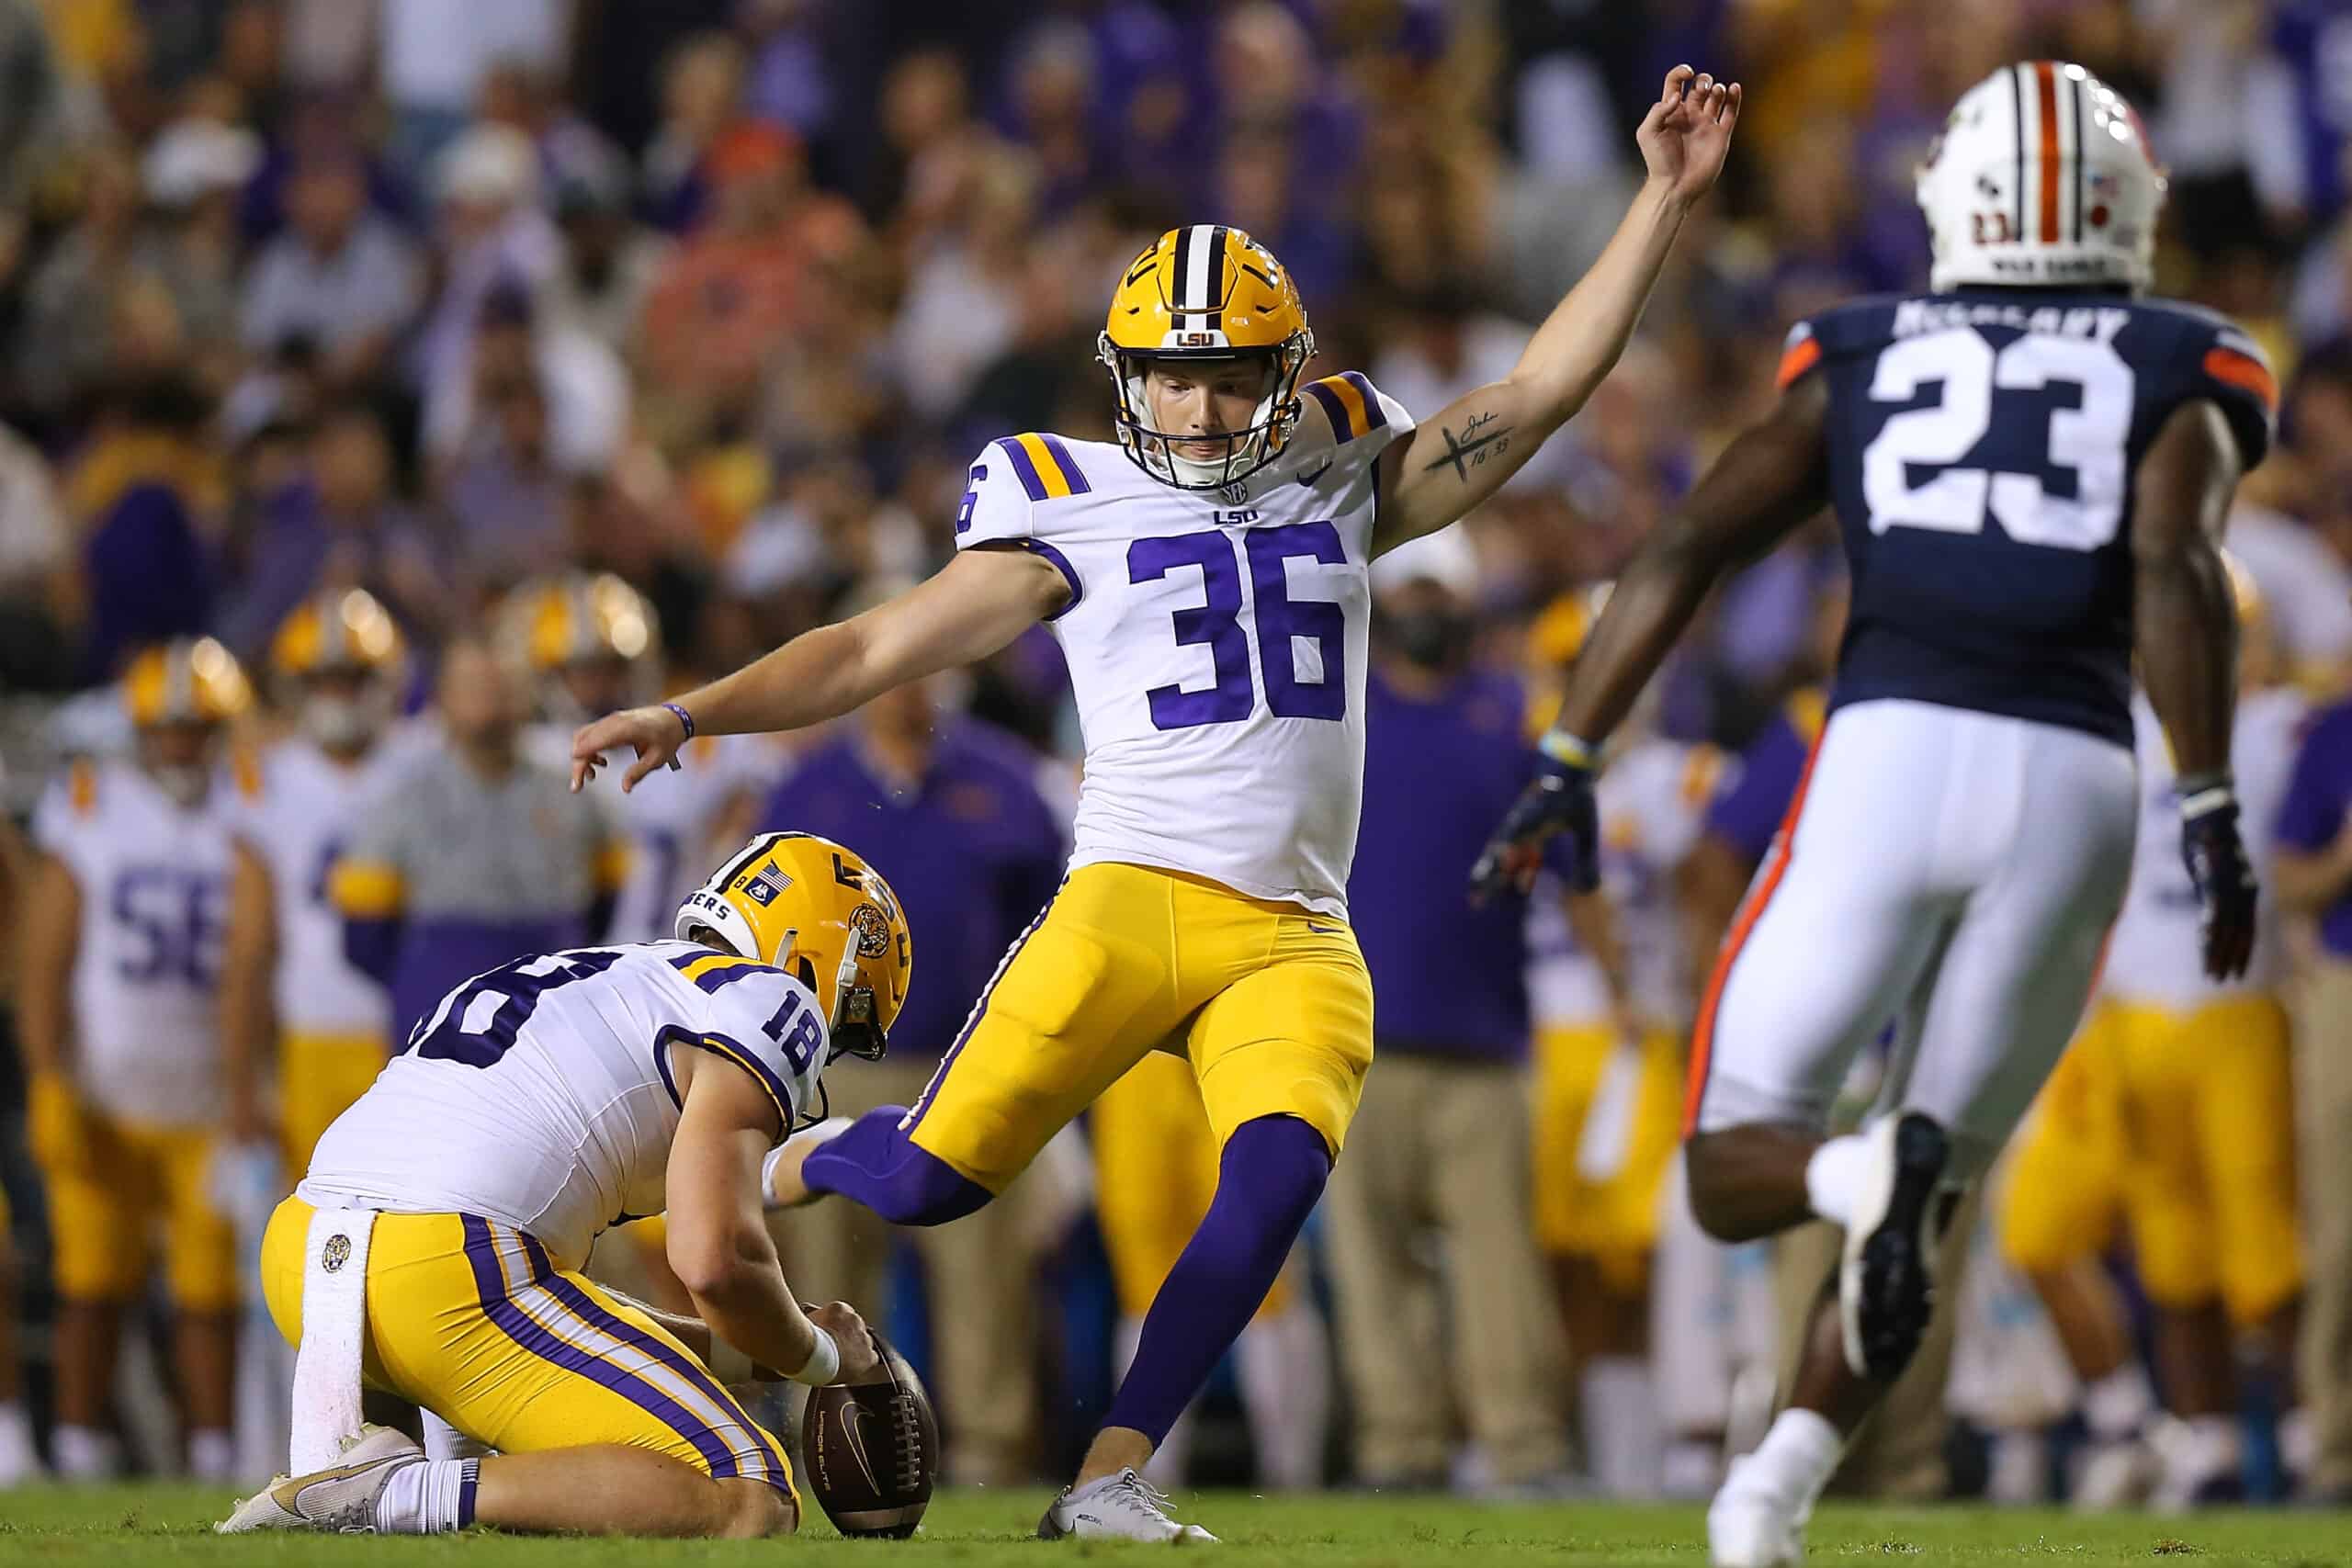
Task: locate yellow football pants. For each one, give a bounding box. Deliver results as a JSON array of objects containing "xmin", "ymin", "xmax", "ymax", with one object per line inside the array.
[
  {"xmin": 261, "ymin": 1197, "xmax": 795, "ymax": 1497},
  {"xmin": 279, "ymin": 1032, "xmax": 390, "ymax": 1175},
  {"xmin": 1091, "ymin": 1051, "xmax": 1295, "ymax": 1319},
  {"xmin": 1530, "ymin": 1024, "xmax": 1683, "ymax": 1293},
  {"xmin": 41, "ymin": 1109, "xmax": 237, "ymax": 1310},
  {"xmin": 906, "ymin": 862, "xmax": 1375, "ymax": 1191},
  {"xmin": 2003, "ymin": 995, "xmax": 2300, "ymax": 1324}
]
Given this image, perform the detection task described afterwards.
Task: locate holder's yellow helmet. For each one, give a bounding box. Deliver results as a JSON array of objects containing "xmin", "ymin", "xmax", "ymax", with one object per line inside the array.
[
  {"xmin": 675, "ymin": 832, "xmax": 913, "ymax": 1062},
  {"xmin": 1097, "ymin": 223, "xmax": 1314, "ymax": 491},
  {"xmin": 271, "ymin": 588, "xmax": 406, "ymax": 678},
  {"xmin": 123, "ymin": 637, "xmax": 252, "ymax": 727}
]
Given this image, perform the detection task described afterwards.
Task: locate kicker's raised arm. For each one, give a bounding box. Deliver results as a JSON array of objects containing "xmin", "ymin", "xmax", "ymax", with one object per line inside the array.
[{"xmin": 1374, "ymin": 66, "xmax": 1741, "ymax": 552}]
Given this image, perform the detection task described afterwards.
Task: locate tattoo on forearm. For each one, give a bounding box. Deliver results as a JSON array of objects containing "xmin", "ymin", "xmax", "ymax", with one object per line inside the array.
[{"xmin": 1423, "ymin": 411, "xmax": 1514, "ymax": 482}]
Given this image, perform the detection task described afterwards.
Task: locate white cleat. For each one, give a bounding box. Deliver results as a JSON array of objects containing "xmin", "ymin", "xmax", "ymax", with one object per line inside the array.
[
  {"xmin": 2072, "ymin": 1435, "xmax": 2159, "ymax": 1511},
  {"xmin": 215, "ymin": 1424, "xmax": 424, "ymax": 1534},
  {"xmin": 1039, "ymin": 1468, "xmax": 1217, "ymax": 1542},
  {"xmin": 1707, "ymin": 1454, "xmax": 1808, "ymax": 1567},
  {"xmin": 763, "ymin": 1115, "xmax": 853, "ymax": 1209},
  {"xmin": 1839, "ymin": 1111, "xmax": 1948, "ymax": 1381}
]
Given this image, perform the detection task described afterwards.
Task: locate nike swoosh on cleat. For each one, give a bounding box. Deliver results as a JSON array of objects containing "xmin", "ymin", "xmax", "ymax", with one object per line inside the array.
[{"xmin": 1296, "ymin": 460, "xmax": 1332, "ymax": 487}]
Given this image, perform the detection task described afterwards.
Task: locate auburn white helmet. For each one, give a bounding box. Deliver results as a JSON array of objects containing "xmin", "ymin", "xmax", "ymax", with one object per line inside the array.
[{"xmin": 1916, "ymin": 62, "xmax": 2165, "ymax": 294}]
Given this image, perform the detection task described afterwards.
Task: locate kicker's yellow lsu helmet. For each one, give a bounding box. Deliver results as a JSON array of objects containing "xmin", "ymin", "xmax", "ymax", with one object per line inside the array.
[
  {"xmin": 676, "ymin": 832, "xmax": 913, "ymax": 1062},
  {"xmin": 1098, "ymin": 223, "xmax": 1314, "ymax": 490}
]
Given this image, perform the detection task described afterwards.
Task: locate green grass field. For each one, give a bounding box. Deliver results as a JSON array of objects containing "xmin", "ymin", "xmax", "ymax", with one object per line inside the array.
[{"xmin": 0, "ymin": 1485, "xmax": 2346, "ymax": 1565}]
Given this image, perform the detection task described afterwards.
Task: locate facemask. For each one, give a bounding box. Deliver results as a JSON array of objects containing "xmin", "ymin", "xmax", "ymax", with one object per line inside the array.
[
  {"xmin": 302, "ymin": 692, "xmax": 380, "ymax": 750},
  {"xmin": 152, "ymin": 762, "xmax": 210, "ymax": 808},
  {"xmin": 1388, "ymin": 610, "xmax": 1474, "ymax": 671}
]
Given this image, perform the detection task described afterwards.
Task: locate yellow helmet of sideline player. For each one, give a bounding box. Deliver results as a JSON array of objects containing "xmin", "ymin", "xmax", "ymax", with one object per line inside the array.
[
  {"xmin": 123, "ymin": 637, "xmax": 252, "ymax": 728},
  {"xmin": 1097, "ymin": 223, "xmax": 1314, "ymax": 491},
  {"xmin": 270, "ymin": 588, "xmax": 405, "ymax": 750},
  {"xmin": 495, "ymin": 572, "xmax": 662, "ymax": 723},
  {"xmin": 675, "ymin": 832, "xmax": 913, "ymax": 1062}
]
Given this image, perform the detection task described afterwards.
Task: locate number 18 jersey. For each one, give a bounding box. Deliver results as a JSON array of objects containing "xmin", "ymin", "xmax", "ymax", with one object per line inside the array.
[
  {"xmin": 955, "ymin": 374, "xmax": 1413, "ymax": 916},
  {"xmin": 1786, "ymin": 289, "xmax": 2277, "ymax": 746},
  {"xmin": 299, "ymin": 942, "xmax": 828, "ymax": 1269}
]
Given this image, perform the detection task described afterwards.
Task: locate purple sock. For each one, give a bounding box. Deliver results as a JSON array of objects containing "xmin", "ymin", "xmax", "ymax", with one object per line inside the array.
[
  {"xmin": 801, "ymin": 1106, "xmax": 993, "ymax": 1226},
  {"xmin": 1103, "ymin": 1114, "xmax": 1329, "ymax": 1443}
]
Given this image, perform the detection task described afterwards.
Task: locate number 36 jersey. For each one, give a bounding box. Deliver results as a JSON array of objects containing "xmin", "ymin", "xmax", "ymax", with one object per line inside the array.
[
  {"xmin": 1786, "ymin": 290, "xmax": 2277, "ymax": 746},
  {"xmin": 299, "ymin": 942, "xmax": 828, "ymax": 1269},
  {"xmin": 956, "ymin": 373, "xmax": 1413, "ymax": 916}
]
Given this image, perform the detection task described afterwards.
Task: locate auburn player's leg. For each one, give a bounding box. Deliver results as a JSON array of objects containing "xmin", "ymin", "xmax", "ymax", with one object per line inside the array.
[
  {"xmin": 239, "ymin": 1201, "xmax": 796, "ymax": 1537},
  {"xmin": 1724, "ymin": 714, "xmax": 2132, "ymax": 1551},
  {"xmin": 789, "ymin": 864, "xmax": 1188, "ymax": 1223}
]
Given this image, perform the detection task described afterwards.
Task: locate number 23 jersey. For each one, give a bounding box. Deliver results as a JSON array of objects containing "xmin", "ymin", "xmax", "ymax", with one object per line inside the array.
[
  {"xmin": 300, "ymin": 942, "xmax": 828, "ymax": 1270},
  {"xmin": 956, "ymin": 373, "xmax": 1413, "ymax": 916},
  {"xmin": 1787, "ymin": 290, "xmax": 2277, "ymax": 746}
]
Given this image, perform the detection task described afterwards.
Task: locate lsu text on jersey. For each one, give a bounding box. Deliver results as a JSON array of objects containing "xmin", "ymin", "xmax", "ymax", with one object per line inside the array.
[
  {"xmin": 263, "ymin": 942, "xmax": 832, "ymax": 1496},
  {"xmin": 911, "ymin": 364, "xmax": 1413, "ymax": 1191}
]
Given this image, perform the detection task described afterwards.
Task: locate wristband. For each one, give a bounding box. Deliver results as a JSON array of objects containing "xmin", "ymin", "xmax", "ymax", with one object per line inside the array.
[
  {"xmin": 2178, "ymin": 770, "xmax": 2236, "ymax": 819},
  {"xmin": 788, "ymin": 1325, "xmax": 842, "ymax": 1387},
  {"xmin": 662, "ymin": 702, "xmax": 696, "ymax": 742},
  {"xmin": 1539, "ymin": 730, "xmax": 1598, "ymax": 770}
]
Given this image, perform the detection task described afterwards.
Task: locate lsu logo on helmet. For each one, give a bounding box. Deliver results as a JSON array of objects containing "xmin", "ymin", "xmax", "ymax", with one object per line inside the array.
[
  {"xmin": 677, "ymin": 832, "xmax": 912, "ymax": 1062},
  {"xmin": 1097, "ymin": 224, "xmax": 1315, "ymax": 491}
]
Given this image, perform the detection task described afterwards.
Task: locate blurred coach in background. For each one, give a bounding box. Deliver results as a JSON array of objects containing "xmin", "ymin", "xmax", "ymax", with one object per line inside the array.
[{"xmin": 1325, "ymin": 527, "xmax": 1572, "ymax": 1494}]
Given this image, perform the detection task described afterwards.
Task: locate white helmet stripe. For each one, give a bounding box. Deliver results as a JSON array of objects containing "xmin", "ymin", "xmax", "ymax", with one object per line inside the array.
[
  {"xmin": 1182, "ymin": 222, "xmax": 1216, "ymax": 319},
  {"xmin": 2009, "ymin": 63, "xmax": 2028, "ymax": 243}
]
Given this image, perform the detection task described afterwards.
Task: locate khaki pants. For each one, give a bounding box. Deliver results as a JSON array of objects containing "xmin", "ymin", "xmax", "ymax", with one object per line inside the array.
[
  {"xmin": 2296, "ymin": 959, "xmax": 2352, "ymax": 1492},
  {"xmin": 770, "ymin": 1057, "xmax": 1046, "ymax": 1485},
  {"xmin": 1770, "ymin": 1183, "xmax": 1981, "ymax": 1499},
  {"xmin": 1324, "ymin": 1054, "xmax": 1570, "ymax": 1483}
]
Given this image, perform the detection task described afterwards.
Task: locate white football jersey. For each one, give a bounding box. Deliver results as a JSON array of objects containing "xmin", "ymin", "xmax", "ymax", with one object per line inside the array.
[
  {"xmin": 300, "ymin": 942, "xmax": 829, "ymax": 1269},
  {"xmin": 2100, "ymin": 687, "xmax": 2303, "ymax": 1007},
  {"xmin": 1527, "ymin": 739, "xmax": 1725, "ymax": 1032},
  {"xmin": 33, "ymin": 759, "xmax": 247, "ymax": 1125},
  {"xmin": 956, "ymin": 374, "xmax": 1413, "ymax": 915},
  {"xmin": 236, "ymin": 734, "xmax": 423, "ymax": 1041}
]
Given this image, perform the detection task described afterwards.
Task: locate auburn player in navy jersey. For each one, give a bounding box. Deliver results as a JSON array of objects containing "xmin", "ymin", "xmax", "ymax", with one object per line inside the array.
[{"xmin": 1476, "ymin": 62, "xmax": 2270, "ymax": 1567}]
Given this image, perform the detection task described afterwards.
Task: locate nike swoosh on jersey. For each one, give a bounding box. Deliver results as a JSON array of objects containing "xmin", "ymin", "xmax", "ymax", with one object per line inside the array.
[{"xmin": 1296, "ymin": 459, "xmax": 1333, "ymax": 487}]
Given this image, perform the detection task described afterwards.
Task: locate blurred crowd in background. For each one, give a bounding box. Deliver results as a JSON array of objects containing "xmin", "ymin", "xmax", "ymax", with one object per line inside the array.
[{"xmin": 4, "ymin": 0, "xmax": 2352, "ymax": 1513}]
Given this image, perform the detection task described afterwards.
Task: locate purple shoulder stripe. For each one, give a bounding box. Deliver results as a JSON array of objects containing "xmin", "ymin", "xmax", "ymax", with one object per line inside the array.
[
  {"xmin": 1036, "ymin": 433, "xmax": 1092, "ymax": 494},
  {"xmin": 1302, "ymin": 379, "xmax": 1354, "ymax": 444},
  {"xmin": 1339, "ymin": 371, "xmax": 1387, "ymax": 430}
]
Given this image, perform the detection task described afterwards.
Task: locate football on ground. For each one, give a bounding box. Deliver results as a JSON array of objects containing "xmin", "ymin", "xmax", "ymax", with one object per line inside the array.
[
  {"xmin": 800, "ymin": 1329, "xmax": 939, "ymax": 1538},
  {"xmin": 21, "ymin": 1483, "xmax": 2349, "ymax": 1562}
]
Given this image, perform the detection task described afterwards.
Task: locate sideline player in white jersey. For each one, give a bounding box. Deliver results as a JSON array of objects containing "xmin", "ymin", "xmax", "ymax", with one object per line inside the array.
[
  {"xmin": 19, "ymin": 639, "xmax": 256, "ymax": 1483},
  {"xmin": 575, "ymin": 66, "xmax": 1740, "ymax": 1542},
  {"xmin": 221, "ymin": 590, "xmax": 421, "ymax": 1177},
  {"xmin": 2001, "ymin": 555, "xmax": 2306, "ymax": 1507},
  {"xmin": 1476, "ymin": 62, "xmax": 2272, "ymax": 1565},
  {"xmin": 220, "ymin": 832, "xmax": 910, "ymax": 1539},
  {"xmin": 499, "ymin": 572, "xmax": 778, "ymax": 942}
]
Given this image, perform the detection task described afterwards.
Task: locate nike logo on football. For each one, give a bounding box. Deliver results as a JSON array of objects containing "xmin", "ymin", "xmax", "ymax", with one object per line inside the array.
[
  {"xmin": 838, "ymin": 1405, "xmax": 881, "ymax": 1494},
  {"xmin": 1296, "ymin": 459, "xmax": 1332, "ymax": 487}
]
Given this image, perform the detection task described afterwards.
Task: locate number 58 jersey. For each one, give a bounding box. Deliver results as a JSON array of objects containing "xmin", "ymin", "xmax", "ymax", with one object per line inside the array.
[
  {"xmin": 1788, "ymin": 290, "xmax": 2277, "ymax": 746},
  {"xmin": 299, "ymin": 942, "xmax": 829, "ymax": 1270},
  {"xmin": 956, "ymin": 374, "xmax": 1413, "ymax": 916}
]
